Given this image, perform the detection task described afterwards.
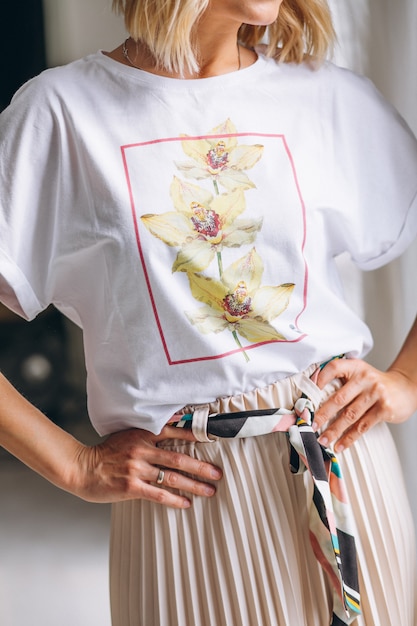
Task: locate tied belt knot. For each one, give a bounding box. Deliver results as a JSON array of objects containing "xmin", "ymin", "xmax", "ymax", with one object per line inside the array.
[{"xmin": 170, "ymin": 373, "xmax": 361, "ymax": 626}]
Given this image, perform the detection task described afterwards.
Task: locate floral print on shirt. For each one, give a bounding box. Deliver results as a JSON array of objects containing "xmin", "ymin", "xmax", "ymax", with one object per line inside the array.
[{"xmin": 140, "ymin": 118, "xmax": 295, "ymax": 361}]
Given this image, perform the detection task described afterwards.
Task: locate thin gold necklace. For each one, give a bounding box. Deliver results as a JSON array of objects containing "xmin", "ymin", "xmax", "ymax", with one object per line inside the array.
[{"xmin": 121, "ymin": 38, "xmax": 241, "ymax": 73}]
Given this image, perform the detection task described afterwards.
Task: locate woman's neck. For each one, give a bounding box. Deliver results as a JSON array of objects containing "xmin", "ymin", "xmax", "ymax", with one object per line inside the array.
[{"xmin": 105, "ymin": 29, "xmax": 257, "ymax": 79}]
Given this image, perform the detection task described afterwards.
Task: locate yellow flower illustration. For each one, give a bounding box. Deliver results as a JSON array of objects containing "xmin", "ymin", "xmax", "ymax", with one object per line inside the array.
[
  {"xmin": 176, "ymin": 119, "xmax": 264, "ymax": 192},
  {"xmin": 141, "ymin": 177, "xmax": 263, "ymax": 273},
  {"xmin": 185, "ymin": 248, "xmax": 295, "ymax": 358}
]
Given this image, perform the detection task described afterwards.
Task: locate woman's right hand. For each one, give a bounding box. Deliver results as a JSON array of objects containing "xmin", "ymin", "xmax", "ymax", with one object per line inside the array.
[{"xmin": 72, "ymin": 426, "xmax": 223, "ymax": 509}]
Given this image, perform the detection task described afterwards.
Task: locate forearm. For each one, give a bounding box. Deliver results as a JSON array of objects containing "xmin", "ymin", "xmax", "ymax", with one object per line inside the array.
[
  {"xmin": 388, "ymin": 315, "xmax": 417, "ymax": 387},
  {"xmin": 0, "ymin": 373, "xmax": 85, "ymax": 494},
  {"xmin": 0, "ymin": 372, "xmax": 223, "ymax": 507}
]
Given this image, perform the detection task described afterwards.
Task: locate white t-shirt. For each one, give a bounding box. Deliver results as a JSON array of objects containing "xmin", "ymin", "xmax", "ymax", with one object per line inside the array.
[{"xmin": 0, "ymin": 52, "xmax": 416, "ymax": 435}]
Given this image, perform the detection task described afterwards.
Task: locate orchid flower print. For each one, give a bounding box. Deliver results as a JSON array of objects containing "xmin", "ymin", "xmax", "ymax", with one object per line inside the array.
[
  {"xmin": 141, "ymin": 177, "xmax": 263, "ymax": 275},
  {"xmin": 140, "ymin": 119, "xmax": 295, "ymax": 361},
  {"xmin": 176, "ymin": 119, "xmax": 264, "ymax": 193},
  {"xmin": 185, "ymin": 249, "xmax": 295, "ymax": 362}
]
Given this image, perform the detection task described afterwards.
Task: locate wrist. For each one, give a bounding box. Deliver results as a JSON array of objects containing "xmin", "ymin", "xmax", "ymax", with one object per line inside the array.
[
  {"xmin": 386, "ymin": 367, "xmax": 417, "ymax": 413},
  {"xmin": 55, "ymin": 438, "xmax": 91, "ymax": 497},
  {"xmin": 387, "ymin": 365, "xmax": 417, "ymax": 388}
]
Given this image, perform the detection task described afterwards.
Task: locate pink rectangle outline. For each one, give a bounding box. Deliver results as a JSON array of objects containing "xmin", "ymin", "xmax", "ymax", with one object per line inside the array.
[{"xmin": 121, "ymin": 132, "xmax": 308, "ymax": 365}]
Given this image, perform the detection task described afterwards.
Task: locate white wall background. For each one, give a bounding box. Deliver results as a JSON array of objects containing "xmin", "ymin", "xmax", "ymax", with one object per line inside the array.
[
  {"xmin": 329, "ymin": 0, "xmax": 417, "ymax": 532},
  {"xmin": 42, "ymin": 0, "xmax": 126, "ymax": 66}
]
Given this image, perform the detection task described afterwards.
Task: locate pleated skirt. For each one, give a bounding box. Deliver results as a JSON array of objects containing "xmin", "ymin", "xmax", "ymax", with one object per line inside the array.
[{"xmin": 109, "ymin": 368, "xmax": 417, "ymax": 626}]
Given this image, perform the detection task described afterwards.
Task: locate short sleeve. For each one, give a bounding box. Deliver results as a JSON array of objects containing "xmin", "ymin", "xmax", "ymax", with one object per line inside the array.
[
  {"xmin": 0, "ymin": 74, "xmax": 64, "ymax": 320},
  {"xmin": 326, "ymin": 65, "xmax": 417, "ymax": 270}
]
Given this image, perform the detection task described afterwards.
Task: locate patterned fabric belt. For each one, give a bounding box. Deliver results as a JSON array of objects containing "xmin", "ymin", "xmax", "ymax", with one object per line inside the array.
[{"xmin": 169, "ymin": 364, "xmax": 361, "ymax": 626}]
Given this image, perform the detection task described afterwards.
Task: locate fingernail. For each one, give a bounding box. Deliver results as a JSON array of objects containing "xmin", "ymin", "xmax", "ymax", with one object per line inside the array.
[
  {"xmin": 182, "ymin": 499, "xmax": 191, "ymax": 508},
  {"xmin": 312, "ymin": 422, "xmax": 319, "ymax": 432},
  {"xmin": 204, "ymin": 485, "xmax": 216, "ymax": 496},
  {"xmin": 335, "ymin": 444, "xmax": 344, "ymax": 453},
  {"xmin": 211, "ymin": 469, "xmax": 222, "ymax": 479},
  {"xmin": 319, "ymin": 436, "xmax": 328, "ymax": 447}
]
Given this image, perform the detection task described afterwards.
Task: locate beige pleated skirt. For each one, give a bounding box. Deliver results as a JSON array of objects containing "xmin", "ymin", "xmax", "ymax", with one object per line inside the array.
[{"xmin": 109, "ymin": 367, "xmax": 417, "ymax": 626}]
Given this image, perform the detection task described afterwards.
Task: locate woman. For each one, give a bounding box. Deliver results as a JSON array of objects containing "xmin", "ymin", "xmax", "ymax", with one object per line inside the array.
[{"xmin": 0, "ymin": 0, "xmax": 416, "ymax": 624}]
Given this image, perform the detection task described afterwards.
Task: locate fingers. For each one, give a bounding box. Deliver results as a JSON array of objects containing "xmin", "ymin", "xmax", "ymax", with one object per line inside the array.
[
  {"xmin": 314, "ymin": 359, "xmax": 397, "ymax": 452},
  {"xmin": 155, "ymin": 468, "xmax": 165, "ymax": 485},
  {"xmin": 150, "ymin": 424, "xmax": 224, "ymax": 501},
  {"xmin": 154, "ymin": 424, "xmax": 197, "ymax": 444},
  {"xmin": 149, "ymin": 442, "xmax": 223, "ymax": 482},
  {"xmin": 142, "ymin": 444, "xmax": 222, "ymax": 506},
  {"xmin": 133, "ymin": 465, "xmax": 217, "ymax": 510},
  {"xmin": 79, "ymin": 427, "xmax": 223, "ymax": 509},
  {"xmin": 137, "ymin": 481, "xmax": 193, "ymax": 509},
  {"xmin": 317, "ymin": 401, "xmax": 380, "ymax": 452},
  {"xmin": 118, "ymin": 452, "xmax": 220, "ymax": 510},
  {"xmin": 315, "ymin": 362, "xmax": 376, "ymax": 427},
  {"xmin": 315, "ymin": 357, "xmax": 348, "ymax": 389},
  {"xmin": 151, "ymin": 462, "xmax": 218, "ymax": 497}
]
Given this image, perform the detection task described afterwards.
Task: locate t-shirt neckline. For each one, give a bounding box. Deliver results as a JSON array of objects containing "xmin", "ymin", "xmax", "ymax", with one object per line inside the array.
[{"xmin": 95, "ymin": 49, "xmax": 270, "ymax": 90}]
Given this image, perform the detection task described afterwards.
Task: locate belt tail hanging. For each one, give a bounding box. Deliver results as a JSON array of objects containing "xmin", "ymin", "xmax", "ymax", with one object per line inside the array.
[
  {"xmin": 171, "ymin": 391, "xmax": 362, "ymax": 624},
  {"xmin": 288, "ymin": 394, "xmax": 361, "ymax": 625}
]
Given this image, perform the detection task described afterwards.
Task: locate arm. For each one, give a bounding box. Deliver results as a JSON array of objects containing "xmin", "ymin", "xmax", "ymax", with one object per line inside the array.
[
  {"xmin": 314, "ymin": 316, "xmax": 417, "ymax": 452},
  {"xmin": 0, "ymin": 373, "xmax": 222, "ymax": 508}
]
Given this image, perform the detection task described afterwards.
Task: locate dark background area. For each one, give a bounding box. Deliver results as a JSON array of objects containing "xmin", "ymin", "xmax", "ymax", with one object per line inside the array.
[
  {"xmin": 0, "ymin": 0, "xmax": 88, "ymax": 429},
  {"xmin": 0, "ymin": 8, "xmax": 111, "ymax": 625},
  {"xmin": 0, "ymin": 1, "xmax": 47, "ymax": 111},
  {"xmin": 0, "ymin": 308, "xmax": 88, "ymax": 428}
]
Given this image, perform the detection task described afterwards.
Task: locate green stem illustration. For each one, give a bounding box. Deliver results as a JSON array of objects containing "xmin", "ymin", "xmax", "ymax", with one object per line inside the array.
[
  {"xmin": 212, "ymin": 179, "xmax": 224, "ymax": 278},
  {"xmin": 232, "ymin": 330, "xmax": 250, "ymax": 362},
  {"xmin": 214, "ymin": 175, "xmax": 248, "ymax": 360},
  {"xmin": 217, "ymin": 251, "xmax": 223, "ymax": 278}
]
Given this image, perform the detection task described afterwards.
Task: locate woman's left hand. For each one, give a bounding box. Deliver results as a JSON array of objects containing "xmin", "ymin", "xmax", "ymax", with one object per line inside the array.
[{"xmin": 314, "ymin": 358, "xmax": 417, "ymax": 452}]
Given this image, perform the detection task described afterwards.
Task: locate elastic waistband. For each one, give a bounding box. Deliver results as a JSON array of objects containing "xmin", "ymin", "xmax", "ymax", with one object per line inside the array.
[{"xmin": 169, "ymin": 357, "xmax": 343, "ymax": 441}]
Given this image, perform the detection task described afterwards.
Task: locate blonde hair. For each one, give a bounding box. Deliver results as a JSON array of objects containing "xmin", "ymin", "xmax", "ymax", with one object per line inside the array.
[{"xmin": 112, "ymin": 0, "xmax": 335, "ymax": 75}]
